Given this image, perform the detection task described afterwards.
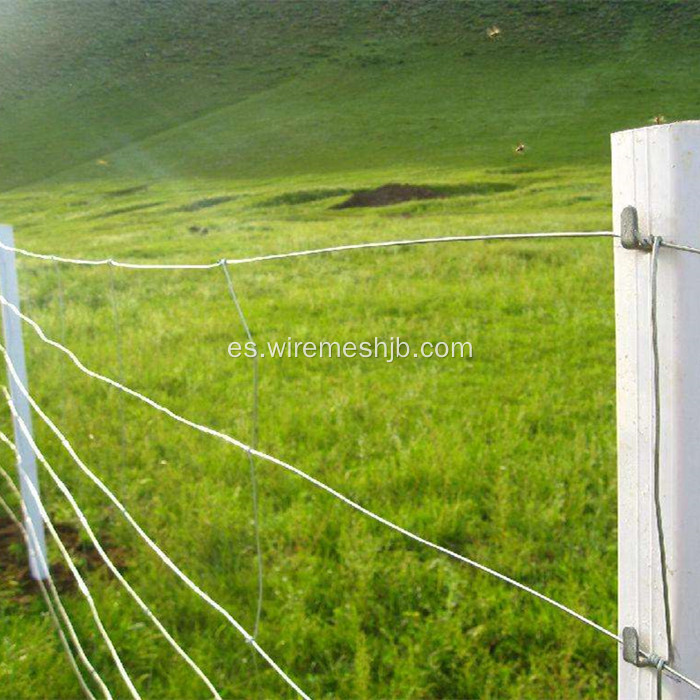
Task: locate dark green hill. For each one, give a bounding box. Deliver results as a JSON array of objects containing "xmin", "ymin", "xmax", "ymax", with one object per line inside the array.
[{"xmin": 2, "ymin": 1, "xmax": 700, "ymax": 188}]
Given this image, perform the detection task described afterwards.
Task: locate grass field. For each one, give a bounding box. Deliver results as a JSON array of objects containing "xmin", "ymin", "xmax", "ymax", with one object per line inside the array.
[{"xmin": 1, "ymin": 2, "xmax": 699, "ymax": 698}]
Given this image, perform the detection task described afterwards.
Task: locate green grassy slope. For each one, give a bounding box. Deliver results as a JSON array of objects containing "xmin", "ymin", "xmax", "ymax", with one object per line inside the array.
[
  {"xmin": 0, "ymin": 2, "xmax": 698, "ymax": 699},
  {"xmin": 3, "ymin": 1, "xmax": 700, "ymax": 190}
]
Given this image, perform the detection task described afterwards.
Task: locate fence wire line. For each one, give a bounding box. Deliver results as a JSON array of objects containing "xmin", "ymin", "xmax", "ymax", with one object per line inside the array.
[
  {"xmin": 4, "ymin": 235, "xmax": 699, "ymax": 693},
  {"xmin": 620, "ymin": 233, "xmax": 700, "ymax": 696},
  {"xmin": 1, "ymin": 384, "xmax": 224, "ymax": 700},
  {"xmin": 0, "ymin": 231, "xmax": 617, "ymax": 271},
  {"xmin": 221, "ymin": 260, "xmax": 264, "ymax": 641},
  {"xmin": 0, "ymin": 336, "xmax": 310, "ymax": 700},
  {"xmin": 0, "ymin": 432, "xmax": 109, "ymax": 700},
  {"xmin": 0, "ymin": 445, "xmax": 104, "ymax": 700},
  {"xmin": 221, "ymin": 261, "xmax": 265, "ymax": 696},
  {"xmin": 2, "ymin": 390, "xmax": 223, "ymax": 698},
  {"xmin": 0, "ymin": 404, "xmax": 138, "ymax": 700},
  {"xmin": 0, "ymin": 294, "xmax": 622, "ymax": 642},
  {"xmin": 657, "ymin": 240, "xmax": 700, "ymax": 256},
  {"xmin": 0, "ymin": 491, "xmax": 97, "ymax": 700},
  {"xmin": 650, "ymin": 237, "xmax": 673, "ymax": 696}
]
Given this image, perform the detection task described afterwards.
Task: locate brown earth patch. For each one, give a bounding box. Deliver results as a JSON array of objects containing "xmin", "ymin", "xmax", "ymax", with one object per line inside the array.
[
  {"xmin": 0, "ymin": 516, "xmax": 128, "ymax": 605},
  {"xmin": 332, "ymin": 183, "xmax": 445, "ymax": 209}
]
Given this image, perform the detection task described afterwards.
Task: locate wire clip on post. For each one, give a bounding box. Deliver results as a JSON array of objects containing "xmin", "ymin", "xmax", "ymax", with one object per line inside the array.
[
  {"xmin": 622, "ymin": 627, "xmax": 666, "ymax": 671},
  {"xmin": 620, "ymin": 206, "xmax": 653, "ymax": 251}
]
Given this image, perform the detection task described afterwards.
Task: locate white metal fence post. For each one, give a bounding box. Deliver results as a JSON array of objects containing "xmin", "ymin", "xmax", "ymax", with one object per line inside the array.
[
  {"xmin": 613, "ymin": 122, "xmax": 700, "ymax": 699},
  {"xmin": 0, "ymin": 225, "xmax": 48, "ymax": 580}
]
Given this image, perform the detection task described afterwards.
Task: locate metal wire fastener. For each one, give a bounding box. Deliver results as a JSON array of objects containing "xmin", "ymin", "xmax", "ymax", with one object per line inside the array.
[
  {"xmin": 621, "ymin": 206, "xmax": 653, "ymax": 251},
  {"xmin": 623, "ymin": 627, "xmax": 666, "ymax": 670}
]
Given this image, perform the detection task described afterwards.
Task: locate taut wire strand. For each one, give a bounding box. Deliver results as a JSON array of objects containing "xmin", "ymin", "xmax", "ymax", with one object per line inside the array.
[
  {"xmin": 0, "ymin": 342, "xmax": 310, "ymax": 700},
  {"xmin": 0, "ymin": 293, "xmax": 621, "ymax": 641},
  {"xmin": 1, "ymin": 385, "xmax": 224, "ymax": 700},
  {"xmin": 0, "ymin": 403, "xmax": 139, "ymax": 699},
  {"xmin": 7, "ymin": 290, "xmax": 700, "ymax": 691},
  {"xmin": 0, "ymin": 430, "xmax": 111, "ymax": 699},
  {"xmin": 0, "ymin": 432, "xmax": 112, "ymax": 698},
  {"xmin": 658, "ymin": 240, "xmax": 700, "ymax": 256},
  {"xmin": 221, "ymin": 260, "xmax": 263, "ymax": 640},
  {"xmin": 0, "ymin": 439, "xmax": 105, "ymax": 700},
  {"xmin": 0, "ymin": 231, "xmax": 617, "ymax": 270},
  {"xmin": 1, "ymin": 232, "xmax": 699, "ymax": 692},
  {"xmin": 0, "ymin": 491, "xmax": 97, "ymax": 700},
  {"xmin": 650, "ymin": 236, "xmax": 673, "ymax": 695}
]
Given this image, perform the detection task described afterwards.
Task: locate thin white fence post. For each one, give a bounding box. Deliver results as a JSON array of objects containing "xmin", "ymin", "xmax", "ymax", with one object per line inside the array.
[
  {"xmin": 0, "ymin": 225, "xmax": 48, "ymax": 580},
  {"xmin": 613, "ymin": 122, "xmax": 700, "ymax": 699}
]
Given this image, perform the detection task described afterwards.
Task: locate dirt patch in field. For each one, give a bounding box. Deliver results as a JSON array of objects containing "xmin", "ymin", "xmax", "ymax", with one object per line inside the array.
[
  {"xmin": 331, "ymin": 182, "xmax": 516, "ymax": 209},
  {"xmin": 0, "ymin": 516, "xmax": 128, "ymax": 605},
  {"xmin": 332, "ymin": 183, "xmax": 444, "ymax": 209}
]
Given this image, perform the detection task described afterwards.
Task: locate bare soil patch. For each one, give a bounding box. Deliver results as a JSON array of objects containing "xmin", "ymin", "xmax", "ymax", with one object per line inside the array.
[
  {"xmin": 0, "ymin": 516, "xmax": 128, "ymax": 605},
  {"xmin": 332, "ymin": 183, "xmax": 444, "ymax": 209},
  {"xmin": 331, "ymin": 182, "xmax": 516, "ymax": 209}
]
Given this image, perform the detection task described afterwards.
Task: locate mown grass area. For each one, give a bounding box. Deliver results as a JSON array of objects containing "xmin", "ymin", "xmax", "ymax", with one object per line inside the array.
[{"xmin": 0, "ymin": 0, "xmax": 697, "ymax": 698}]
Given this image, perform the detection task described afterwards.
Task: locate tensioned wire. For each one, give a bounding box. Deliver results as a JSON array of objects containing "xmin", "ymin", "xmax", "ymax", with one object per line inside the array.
[
  {"xmin": 4, "ymin": 293, "xmax": 699, "ymax": 693},
  {"xmin": 0, "ymin": 408, "xmax": 139, "ymax": 699},
  {"xmin": 0, "ymin": 430, "xmax": 110, "ymax": 699},
  {"xmin": 649, "ymin": 236, "xmax": 673, "ymax": 699},
  {"xmin": 0, "ymin": 491, "xmax": 97, "ymax": 699},
  {"xmin": 0, "ymin": 332, "xmax": 310, "ymax": 700},
  {"xmin": 221, "ymin": 260, "xmax": 265, "ymax": 697},
  {"xmin": 221, "ymin": 260, "xmax": 263, "ymax": 641},
  {"xmin": 0, "ymin": 231, "xmax": 617, "ymax": 270},
  {"xmin": 4, "ymin": 230, "xmax": 700, "ymax": 692},
  {"xmin": 0, "ymin": 445, "xmax": 105, "ymax": 700},
  {"xmin": 9, "ymin": 231, "xmax": 700, "ymax": 272},
  {"xmin": 1, "ymin": 386, "xmax": 223, "ymax": 699},
  {"xmin": 0, "ymin": 294, "xmax": 619, "ymax": 641}
]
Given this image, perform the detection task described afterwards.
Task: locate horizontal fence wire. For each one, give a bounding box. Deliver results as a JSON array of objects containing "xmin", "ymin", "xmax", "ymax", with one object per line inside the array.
[
  {"xmin": 656, "ymin": 240, "xmax": 700, "ymax": 256},
  {"xmin": 1, "ymin": 387, "xmax": 223, "ymax": 699},
  {"xmin": 0, "ymin": 231, "xmax": 617, "ymax": 270},
  {"xmin": 0, "ymin": 431, "xmax": 110, "ymax": 699},
  {"xmin": 0, "ymin": 294, "xmax": 621, "ymax": 641},
  {"xmin": 0, "ymin": 336, "xmax": 310, "ymax": 699},
  {"xmin": 0, "ymin": 449, "xmax": 103, "ymax": 700},
  {"xmin": 4, "ymin": 230, "xmax": 700, "ymax": 694},
  {"xmin": 0, "ymin": 492, "xmax": 97, "ymax": 700},
  {"xmin": 0, "ymin": 414, "xmax": 138, "ymax": 699}
]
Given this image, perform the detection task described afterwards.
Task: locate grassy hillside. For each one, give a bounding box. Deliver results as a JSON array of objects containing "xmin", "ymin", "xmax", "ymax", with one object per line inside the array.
[
  {"xmin": 0, "ymin": 2, "xmax": 698, "ymax": 699},
  {"xmin": 2, "ymin": 1, "xmax": 700, "ymax": 190}
]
